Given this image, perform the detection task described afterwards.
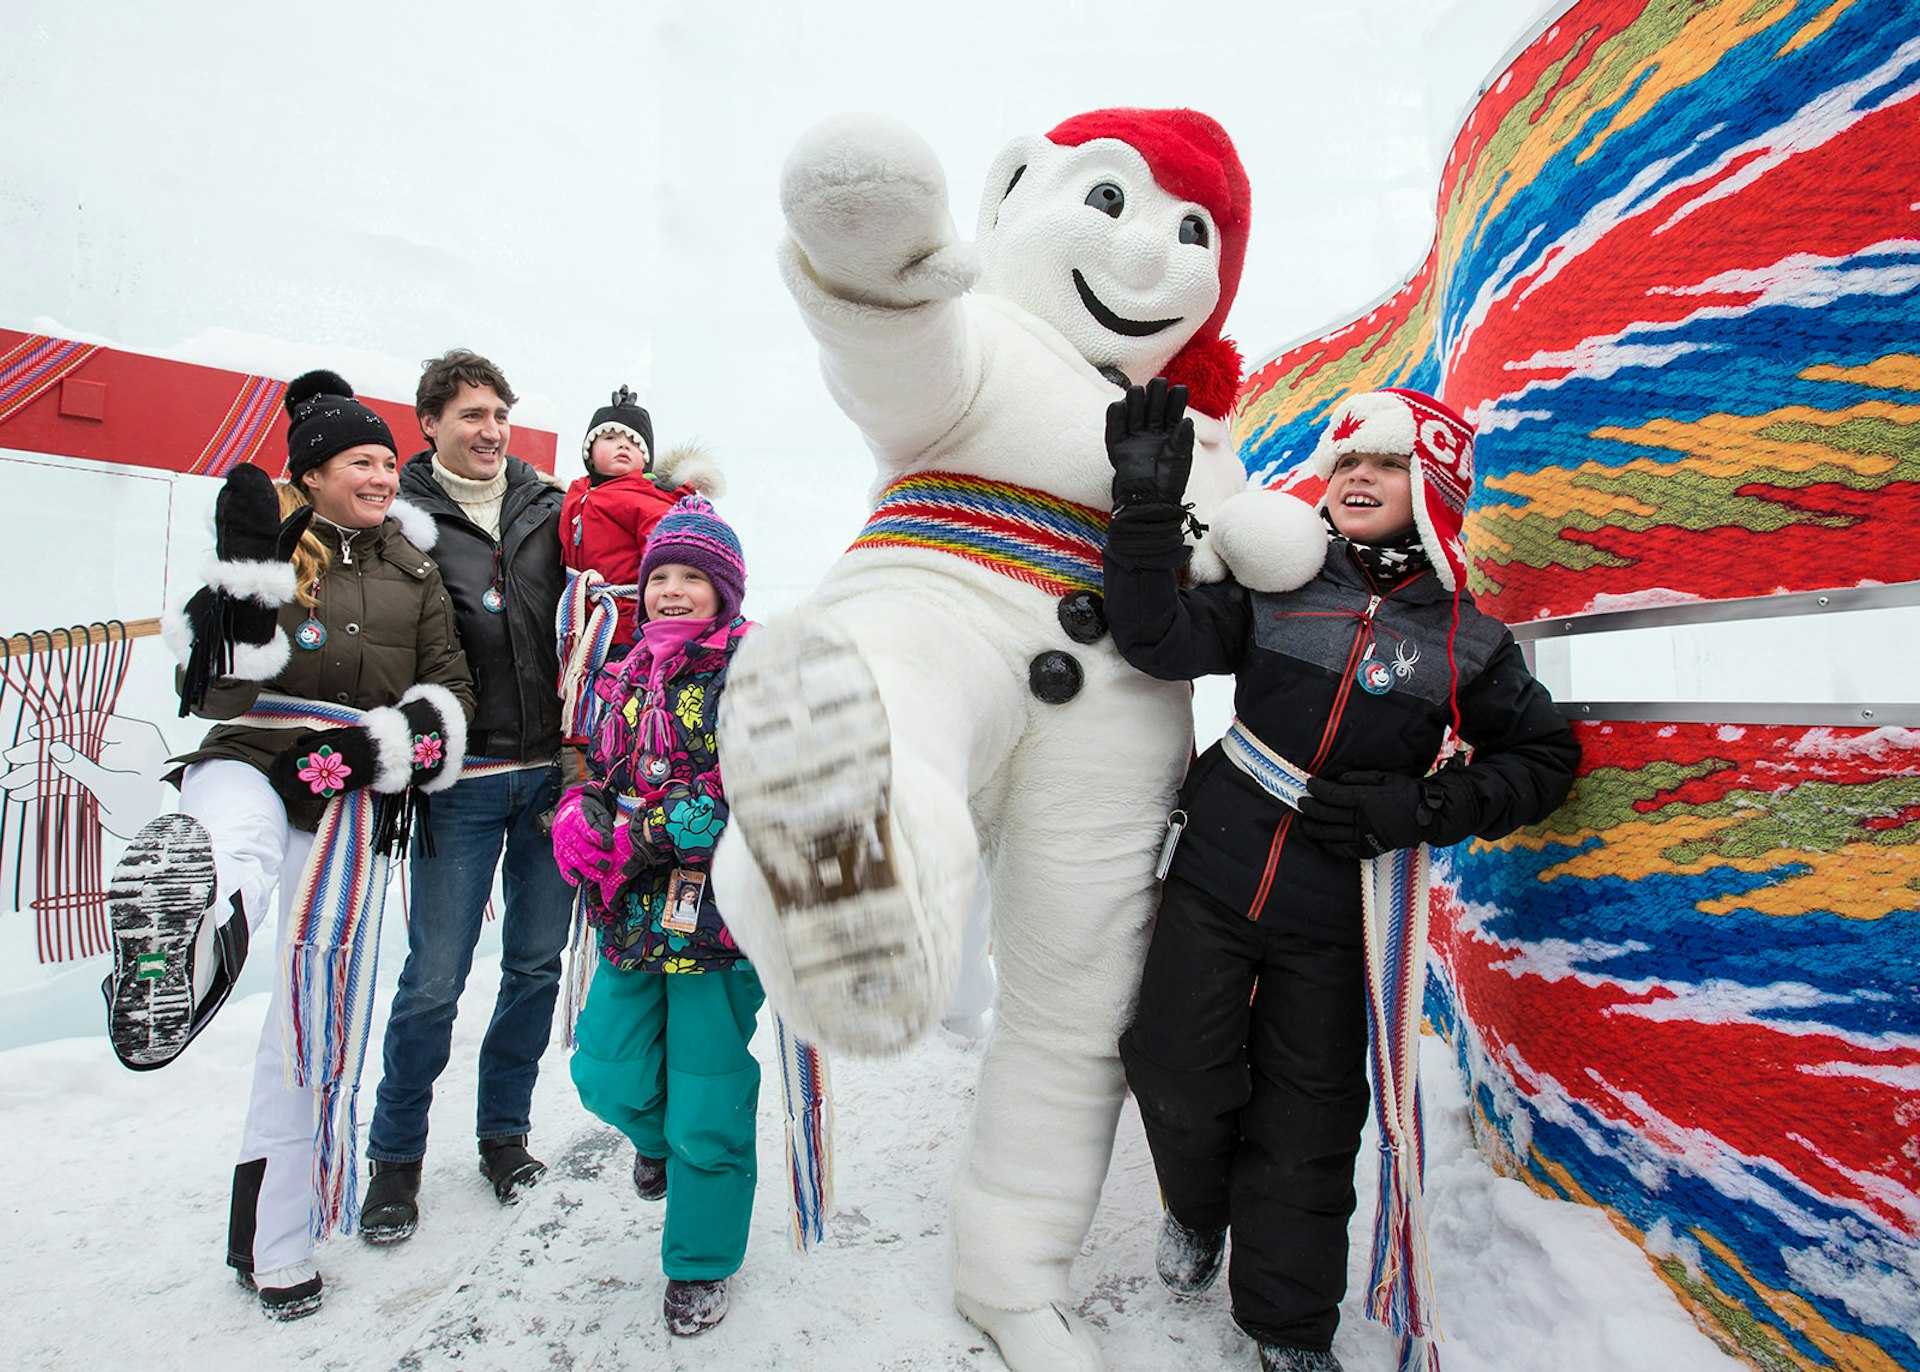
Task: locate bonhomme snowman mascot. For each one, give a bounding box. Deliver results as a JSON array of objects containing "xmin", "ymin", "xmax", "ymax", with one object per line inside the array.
[{"xmin": 713, "ymin": 108, "xmax": 1320, "ymax": 1372}]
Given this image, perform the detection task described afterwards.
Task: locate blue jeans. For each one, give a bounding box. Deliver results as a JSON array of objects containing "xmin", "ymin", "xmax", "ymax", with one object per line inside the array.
[{"xmin": 368, "ymin": 764, "xmax": 574, "ymax": 1162}]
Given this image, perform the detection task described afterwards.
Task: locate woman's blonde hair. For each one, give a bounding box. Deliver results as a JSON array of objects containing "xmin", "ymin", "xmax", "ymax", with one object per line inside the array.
[{"xmin": 276, "ymin": 481, "xmax": 331, "ymax": 608}]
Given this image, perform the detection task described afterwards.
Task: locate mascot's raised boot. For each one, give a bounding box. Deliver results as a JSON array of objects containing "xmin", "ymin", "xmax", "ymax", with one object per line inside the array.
[
  {"xmin": 718, "ymin": 613, "xmax": 974, "ymax": 1055},
  {"xmin": 957, "ymin": 1294, "xmax": 1105, "ymax": 1372}
]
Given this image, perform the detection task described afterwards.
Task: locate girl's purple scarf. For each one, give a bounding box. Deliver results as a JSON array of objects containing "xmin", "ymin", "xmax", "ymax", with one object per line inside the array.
[{"xmin": 623, "ymin": 616, "xmax": 722, "ymax": 760}]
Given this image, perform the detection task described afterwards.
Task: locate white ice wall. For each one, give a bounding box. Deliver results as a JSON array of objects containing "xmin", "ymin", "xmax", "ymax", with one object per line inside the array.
[
  {"xmin": 2, "ymin": 0, "xmax": 1551, "ymax": 611},
  {"xmin": 11, "ymin": 0, "xmax": 1765, "ymax": 1050}
]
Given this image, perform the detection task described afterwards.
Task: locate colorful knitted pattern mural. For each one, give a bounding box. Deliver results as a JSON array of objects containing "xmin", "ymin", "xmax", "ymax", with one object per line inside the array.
[
  {"xmin": 1229, "ymin": 2, "xmax": 1920, "ymax": 1368},
  {"xmin": 1234, "ymin": 0, "xmax": 1920, "ymax": 622},
  {"xmin": 1432, "ymin": 724, "xmax": 1920, "ymax": 1370}
]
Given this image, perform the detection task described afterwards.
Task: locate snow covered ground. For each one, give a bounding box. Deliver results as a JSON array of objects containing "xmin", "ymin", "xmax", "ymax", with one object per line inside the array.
[{"xmin": 0, "ymin": 948, "xmax": 1736, "ymax": 1371}]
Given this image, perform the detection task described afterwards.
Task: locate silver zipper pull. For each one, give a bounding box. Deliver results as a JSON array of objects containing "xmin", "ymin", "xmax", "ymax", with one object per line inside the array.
[
  {"xmin": 1154, "ymin": 809, "xmax": 1188, "ymax": 881},
  {"xmin": 339, "ymin": 528, "xmax": 352, "ymax": 565}
]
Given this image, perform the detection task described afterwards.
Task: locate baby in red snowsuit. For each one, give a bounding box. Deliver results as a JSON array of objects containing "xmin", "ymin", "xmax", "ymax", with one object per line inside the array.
[{"xmin": 559, "ymin": 386, "xmax": 724, "ymax": 651}]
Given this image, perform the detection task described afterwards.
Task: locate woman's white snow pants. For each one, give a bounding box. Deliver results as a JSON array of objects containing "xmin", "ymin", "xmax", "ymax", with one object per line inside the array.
[{"xmin": 178, "ymin": 759, "xmax": 319, "ymax": 1278}]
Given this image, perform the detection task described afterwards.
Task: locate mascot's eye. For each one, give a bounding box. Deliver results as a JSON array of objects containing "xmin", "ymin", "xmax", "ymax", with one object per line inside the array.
[
  {"xmin": 1179, "ymin": 215, "xmax": 1210, "ymax": 247},
  {"xmin": 1085, "ymin": 183, "xmax": 1125, "ymax": 218}
]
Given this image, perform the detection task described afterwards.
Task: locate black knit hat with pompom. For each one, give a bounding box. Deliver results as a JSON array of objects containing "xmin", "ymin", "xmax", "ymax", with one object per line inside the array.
[
  {"xmin": 284, "ymin": 369, "xmax": 397, "ymax": 481},
  {"xmin": 581, "ymin": 384, "xmax": 654, "ymax": 473}
]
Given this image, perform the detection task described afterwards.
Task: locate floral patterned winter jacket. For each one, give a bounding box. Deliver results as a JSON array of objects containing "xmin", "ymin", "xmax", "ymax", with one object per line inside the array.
[{"xmin": 586, "ymin": 616, "xmax": 753, "ymax": 972}]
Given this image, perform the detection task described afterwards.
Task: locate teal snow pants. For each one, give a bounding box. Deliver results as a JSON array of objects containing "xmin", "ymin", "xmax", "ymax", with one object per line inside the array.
[{"xmin": 571, "ymin": 962, "xmax": 765, "ymax": 1279}]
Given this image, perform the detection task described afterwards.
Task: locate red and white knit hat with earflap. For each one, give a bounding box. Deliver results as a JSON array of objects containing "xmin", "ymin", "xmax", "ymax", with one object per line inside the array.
[
  {"xmin": 1045, "ymin": 108, "xmax": 1250, "ymax": 421},
  {"xmin": 1308, "ymin": 387, "xmax": 1476, "ymax": 590}
]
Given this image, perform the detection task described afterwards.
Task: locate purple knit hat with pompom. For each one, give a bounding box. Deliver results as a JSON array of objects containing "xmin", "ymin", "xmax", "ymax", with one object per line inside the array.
[{"xmin": 639, "ymin": 494, "xmax": 746, "ymax": 622}]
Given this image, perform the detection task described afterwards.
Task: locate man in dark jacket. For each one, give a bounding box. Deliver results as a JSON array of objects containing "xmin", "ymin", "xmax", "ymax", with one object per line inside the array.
[{"xmin": 360, "ymin": 349, "xmax": 572, "ymax": 1241}]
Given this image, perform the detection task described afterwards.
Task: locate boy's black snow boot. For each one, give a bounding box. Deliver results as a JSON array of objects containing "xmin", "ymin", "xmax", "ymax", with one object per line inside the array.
[
  {"xmin": 478, "ymin": 1135, "xmax": 546, "ymax": 1203},
  {"xmin": 664, "ymin": 1277, "xmax": 729, "ymax": 1335},
  {"xmin": 1257, "ymin": 1345, "xmax": 1344, "ymax": 1372},
  {"xmin": 633, "ymin": 1151, "xmax": 668, "ymax": 1201},
  {"xmin": 360, "ymin": 1160, "xmax": 422, "ymax": 1243},
  {"xmin": 1156, "ymin": 1211, "xmax": 1227, "ymax": 1296}
]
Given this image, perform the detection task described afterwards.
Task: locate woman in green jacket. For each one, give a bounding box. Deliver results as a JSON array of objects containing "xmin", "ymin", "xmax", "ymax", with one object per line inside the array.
[{"xmin": 105, "ymin": 370, "xmax": 473, "ymax": 1321}]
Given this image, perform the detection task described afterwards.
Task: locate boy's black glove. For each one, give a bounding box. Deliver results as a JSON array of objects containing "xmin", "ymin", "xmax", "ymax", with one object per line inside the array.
[
  {"xmin": 1105, "ymin": 378, "xmax": 1194, "ymax": 510},
  {"xmin": 1297, "ymin": 771, "xmax": 1448, "ymax": 859}
]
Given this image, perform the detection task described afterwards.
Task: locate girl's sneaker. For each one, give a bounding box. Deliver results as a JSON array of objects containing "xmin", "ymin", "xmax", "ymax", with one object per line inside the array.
[{"xmin": 664, "ymin": 1278, "xmax": 728, "ymax": 1335}]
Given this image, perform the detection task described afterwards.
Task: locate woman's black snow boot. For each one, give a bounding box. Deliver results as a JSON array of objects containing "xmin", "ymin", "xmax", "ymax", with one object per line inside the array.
[{"xmin": 1258, "ymin": 1345, "xmax": 1344, "ymax": 1371}]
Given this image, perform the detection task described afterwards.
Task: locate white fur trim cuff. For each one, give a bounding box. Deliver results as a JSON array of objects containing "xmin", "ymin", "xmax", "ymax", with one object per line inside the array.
[
  {"xmin": 203, "ymin": 555, "xmax": 298, "ymax": 608},
  {"xmin": 1206, "ymin": 490, "xmax": 1329, "ymax": 594},
  {"xmin": 401, "ymin": 682, "xmax": 469, "ymax": 793},
  {"xmin": 227, "ymin": 629, "xmax": 293, "ymax": 683},
  {"xmin": 361, "ymin": 705, "xmax": 416, "ymax": 794},
  {"xmin": 159, "ymin": 603, "xmax": 195, "ymax": 668}
]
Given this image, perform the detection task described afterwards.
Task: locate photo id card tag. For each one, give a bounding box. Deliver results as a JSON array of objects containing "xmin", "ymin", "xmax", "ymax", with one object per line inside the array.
[{"xmin": 662, "ymin": 868, "xmax": 706, "ymax": 933}]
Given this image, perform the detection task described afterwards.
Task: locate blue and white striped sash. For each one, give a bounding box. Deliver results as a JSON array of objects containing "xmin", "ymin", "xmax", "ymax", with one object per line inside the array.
[{"xmin": 1221, "ymin": 718, "xmax": 1440, "ymax": 1368}]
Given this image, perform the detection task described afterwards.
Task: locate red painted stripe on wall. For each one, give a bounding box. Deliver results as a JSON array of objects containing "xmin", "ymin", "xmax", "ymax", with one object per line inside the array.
[{"xmin": 0, "ymin": 329, "xmax": 558, "ymax": 475}]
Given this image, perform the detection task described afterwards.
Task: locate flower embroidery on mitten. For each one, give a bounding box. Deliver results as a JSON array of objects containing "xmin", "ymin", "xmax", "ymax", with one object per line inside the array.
[
  {"xmin": 298, "ymin": 746, "xmax": 352, "ymax": 797},
  {"xmin": 411, "ymin": 731, "xmax": 445, "ymax": 770}
]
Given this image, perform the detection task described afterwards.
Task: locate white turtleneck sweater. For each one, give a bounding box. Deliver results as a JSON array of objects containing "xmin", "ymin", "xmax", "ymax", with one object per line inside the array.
[{"xmin": 432, "ymin": 455, "xmax": 508, "ymax": 538}]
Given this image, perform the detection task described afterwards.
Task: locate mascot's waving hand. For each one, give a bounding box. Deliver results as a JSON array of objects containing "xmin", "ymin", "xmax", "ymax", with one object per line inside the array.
[{"xmin": 715, "ymin": 108, "xmax": 1319, "ymax": 1372}]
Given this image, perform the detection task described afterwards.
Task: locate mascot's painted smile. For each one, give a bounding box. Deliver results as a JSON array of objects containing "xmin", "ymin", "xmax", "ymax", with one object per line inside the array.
[{"xmin": 1070, "ymin": 269, "xmax": 1181, "ymax": 337}]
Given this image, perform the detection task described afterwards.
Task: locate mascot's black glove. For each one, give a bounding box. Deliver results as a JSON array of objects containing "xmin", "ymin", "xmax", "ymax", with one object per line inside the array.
[
  {"xmin": 1297, "ymin": 770, "xmax": 1449, "ymax": 860},
  {"xmin": 1105, "ymin": 378, "xmax": 1194, "ymax": 510}
]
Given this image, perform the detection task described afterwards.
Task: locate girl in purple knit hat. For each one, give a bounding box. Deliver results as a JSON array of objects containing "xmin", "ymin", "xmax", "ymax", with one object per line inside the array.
[{"xmin": 548, "ymin": 494, "xmax": 762, "ymax": 1337}]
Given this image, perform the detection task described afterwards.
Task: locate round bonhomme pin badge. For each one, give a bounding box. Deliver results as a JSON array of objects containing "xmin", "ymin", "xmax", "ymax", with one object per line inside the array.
[
  {"xmin": 294, "ymin": 617, "xmax": 328, "ymax": 650},
  {"xmin": 482, "ymin": 585, "xmax": 506, "ymax": 613},
  {"xmin": 1356, "ymin": 657, "xmax": 1395, "ymax": 695}
]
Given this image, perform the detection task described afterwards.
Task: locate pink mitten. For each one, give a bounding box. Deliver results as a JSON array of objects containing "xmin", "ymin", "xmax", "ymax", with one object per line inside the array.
[{"xmin": 551, "ymin": 785, "xmax": 616, "ymax": 889}]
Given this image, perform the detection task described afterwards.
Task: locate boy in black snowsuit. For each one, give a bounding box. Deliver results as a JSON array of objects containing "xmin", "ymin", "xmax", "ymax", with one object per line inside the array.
[{"xmin": 1100, "ymin": 380, "xmax": 1578, "ymax": 1372}]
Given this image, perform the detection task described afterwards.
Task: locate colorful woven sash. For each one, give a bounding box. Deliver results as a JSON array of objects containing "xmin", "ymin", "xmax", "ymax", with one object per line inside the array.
[
  {"xmin": 236, "ymin": 694, "xmax": 536, "ymax": 1242},
  {"xmin": 1222, "ymin": 719, "xmax": 1440, "ymax": 1370},
  {"xmin": 231, "ymin": 693, "xmax": 395, "ymax": 1242},
  {"xmin": 848, "ymin": 471, "xmax": 1108, "ymax": 598},
  {"xmin": 555, "ymin": 568, "xmax": 637, "ymax": 744},
  {"xmin": 777, "ymin": 1013, "xmax": 834, "ymax": 1250}
]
